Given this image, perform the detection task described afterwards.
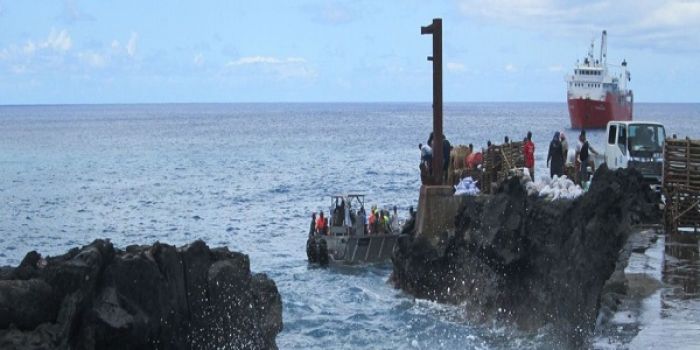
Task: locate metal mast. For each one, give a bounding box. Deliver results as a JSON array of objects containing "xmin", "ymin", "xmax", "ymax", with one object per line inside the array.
[
  {"xmin": 421, "ymin": 18, "xmax": 443, "ymax": 184},
  {"xmin": 600, "ymin": 30, "xmax": 607, "ymax": 67}
]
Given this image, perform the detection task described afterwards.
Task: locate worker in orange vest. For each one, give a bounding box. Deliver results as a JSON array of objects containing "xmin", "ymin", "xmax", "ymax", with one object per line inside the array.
[
  {"xmin": 368, "ymin": 210, "xmax": 376, "ymax": 234},
  {"xmin": 316, "ymin": 211, "xmax": 327, "ymax": 235}
]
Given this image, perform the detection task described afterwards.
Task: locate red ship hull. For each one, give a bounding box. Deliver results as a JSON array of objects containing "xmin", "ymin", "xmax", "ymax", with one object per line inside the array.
[{"xmin": 567, "ymin": 92, "xmax": 633, "ymax": 129}]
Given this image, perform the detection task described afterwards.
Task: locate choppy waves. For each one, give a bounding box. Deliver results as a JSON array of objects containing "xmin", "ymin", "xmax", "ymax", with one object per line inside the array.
[{"xmin": 1, "ymin": 103, "xmax": 699, "ymax": 349}]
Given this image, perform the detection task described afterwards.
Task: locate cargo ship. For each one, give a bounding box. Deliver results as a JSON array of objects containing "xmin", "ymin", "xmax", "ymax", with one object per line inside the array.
[{"xmin": 566, "ymin": 30, "xmax": 633, "ymax": 129}]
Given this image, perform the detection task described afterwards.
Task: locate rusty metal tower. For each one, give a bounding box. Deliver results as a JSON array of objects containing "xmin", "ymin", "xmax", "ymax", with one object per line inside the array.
[{"xmin": 421, "ymin": 18, "xmax": 443, "ymax": 184}]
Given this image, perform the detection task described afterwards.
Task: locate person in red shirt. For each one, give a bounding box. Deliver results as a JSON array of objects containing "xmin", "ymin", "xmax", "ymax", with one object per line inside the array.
[
  {"xmin": 523, "ymin": 131, "xmax": 535, "ymax": 178},
  {"xmin": 465, "ymin": 144, "xmax": 483, "ymax": 170},
  {"xmin": 368, "ymin": 209, "xmax": 377, "ymax": 234},
  {"xmin": 465, "ymin": 144, "xmax": 475, "ymax": 169}
]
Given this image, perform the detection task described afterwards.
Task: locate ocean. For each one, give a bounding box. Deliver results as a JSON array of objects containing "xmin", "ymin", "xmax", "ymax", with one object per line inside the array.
[{"xmin": 1, "ymin": 102, "xmax": 699, "ymax": 349}]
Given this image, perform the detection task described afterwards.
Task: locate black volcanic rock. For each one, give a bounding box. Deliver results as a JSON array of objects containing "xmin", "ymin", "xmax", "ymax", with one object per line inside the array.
[
  {"xmin": 0, "ymin": 240, "xmax": 283, "ymax": 350},
  {"xmin": 392, "ymin": 166, "xmax": 660, "ymax": 347}
]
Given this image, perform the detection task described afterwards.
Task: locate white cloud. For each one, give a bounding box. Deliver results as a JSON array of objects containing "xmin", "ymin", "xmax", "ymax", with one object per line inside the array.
[
  {"xmin": 457, "ymin": 0, "xmax": 700, "ymax": 51},
  {"xmin": 0, "ymin": 29, "xmax": 139, "ymax": 75},
  {"xmin": 0, "ymin": 28, "xmax": 72, "ymax": 66},
  {"xmin": 43, "ymin": 29, "xmax": 72, "ymax": 52},
  {"xmin": 226, "ymin": 55, "xmax": 316, "ymax": 79},
  {"xmin": 548, "ymin": 64, "xmax": 563, "ymax": 72},
  {"xmin": 505, "ymin": 63, "xmax": 517, "ymax": 72},
  {"xmin": 641, "ymin": 1, "xmax": 700, "ymax": 28},
  {"xmin": 446, "ymin": 62, "xmax": 466, "ymax": 72},
  {"xmin": 126, "ymin": 32, "xmax": 138, "ymax": 57},
  {"xmin": 228, "ymin": 56, "xmax": 281, "ymax": 65},
  {"xmin": 108, "ymin": 33, "xmax": 138, "ymax": 57}
]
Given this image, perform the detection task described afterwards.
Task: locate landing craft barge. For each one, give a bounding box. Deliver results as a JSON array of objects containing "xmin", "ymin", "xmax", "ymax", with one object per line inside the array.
[
  {"xmin": 566, "ymin": 30, "xmax": 633, "ymax": 129},
  {"xmin": 306, "ymin": 194, "xmax": 399, "ymax": 266}
]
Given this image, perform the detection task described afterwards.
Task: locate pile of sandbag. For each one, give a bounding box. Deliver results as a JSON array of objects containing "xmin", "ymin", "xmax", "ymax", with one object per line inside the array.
[
  {"xmin": 455, "ymin": 176, "xmax": 480, "ymax": 196},
  {"xmin": 516, "ymin": 168, "xmax": 583, "ymax": 201},
  {"xmin": 525, "ymin": 173, "xmax": 584, "ymax": 201}
]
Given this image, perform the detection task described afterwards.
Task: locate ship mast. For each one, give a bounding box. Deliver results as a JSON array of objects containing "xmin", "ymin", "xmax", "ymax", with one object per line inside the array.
[{"xmin": 600, "ymin": 30, "xmax": 607, "ymax": 68}]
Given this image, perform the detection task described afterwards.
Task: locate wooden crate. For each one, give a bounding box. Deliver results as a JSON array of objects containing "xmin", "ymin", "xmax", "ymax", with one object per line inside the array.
[
  {"xmin": 481, "ymin": 142, "xmax": 526, "ymax": 193},
  {"xmin": 663, "ymin": 138, "xmax": 700, "ymax": 232}
]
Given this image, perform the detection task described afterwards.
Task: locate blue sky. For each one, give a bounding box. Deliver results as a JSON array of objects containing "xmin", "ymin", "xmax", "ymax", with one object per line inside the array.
[{"xmin": 0, "ymin": 0, "xmax": 698, "ymax": 104}]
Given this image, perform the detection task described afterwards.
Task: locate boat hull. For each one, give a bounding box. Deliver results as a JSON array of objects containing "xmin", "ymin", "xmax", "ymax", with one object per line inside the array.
[
  {"xmin": 307, "ymin": 234, "xmax": 399, "ymax": 265},
  {"xmin": 567, "ymin": 92, "xmax": 633, "ymax": 129}
]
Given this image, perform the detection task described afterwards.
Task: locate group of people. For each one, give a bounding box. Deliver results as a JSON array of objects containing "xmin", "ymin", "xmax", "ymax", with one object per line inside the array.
[
  {"xmin": 367, "ymin": 206, "xmax": 400, "ymax": 235},
  {"xmin": 308, "ymin": 205, "xmax": 400, "ymax": 237},
  {"xmin": 546, "ymin": 129, "xmax": 597, "ymax": 182},
  {"xmin": 419, "ymin": 132, "xmax": 452, "ymax": 182},
  {"xmin": 417, "ymin": 129, "xmax": 599, "ymax": 186}
]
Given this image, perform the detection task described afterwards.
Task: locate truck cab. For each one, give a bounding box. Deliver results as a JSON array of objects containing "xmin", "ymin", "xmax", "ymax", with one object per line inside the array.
[{"xmin": 605, "ymin": 121, "xmax": 665, "ymax": 184}]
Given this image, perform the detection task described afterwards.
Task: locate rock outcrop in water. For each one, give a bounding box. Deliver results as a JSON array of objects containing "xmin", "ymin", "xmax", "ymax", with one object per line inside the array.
[
  {"xmin": 392, "ymin": 166, "xmax": 660, "ymax": 347},
  {"xmin": 0, "ymin": 240, "xmax": 283, "ymax": 350}
]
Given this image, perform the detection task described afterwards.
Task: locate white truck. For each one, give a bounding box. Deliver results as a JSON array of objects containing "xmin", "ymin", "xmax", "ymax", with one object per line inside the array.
[{"xmin": 604, "ymin": 121, "xmax": 666, "ymax": 185}]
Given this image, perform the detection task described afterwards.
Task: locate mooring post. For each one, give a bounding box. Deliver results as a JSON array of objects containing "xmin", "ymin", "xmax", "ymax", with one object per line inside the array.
[{"xmin": 421, "ymin": 18, "xmax": 443, "ymax": 184}]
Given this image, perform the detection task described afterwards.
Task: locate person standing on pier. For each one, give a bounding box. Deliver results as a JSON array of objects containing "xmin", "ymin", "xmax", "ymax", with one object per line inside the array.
[
  {"xmin": 523, "ymin": 131, "xmax": 535, "ymax": 178},
  {"xmin": 419, "ymin": 143, "xmax": 432, "ymax": 165},
  {"xmin": 442, "ymin": 135, "xmax": 452, "ymax": 183},
  {"xmin": 560, "ymin": 132, "xmax": 569, "ymax": 165},
  {"xmin": 576, "ymin": 130, "xmax": 598, "ymax": 183},
  {"xmin": 547, "ymin": 131, "xmax": 564, "ymax": 178},
  {"xmin": 419, "ymin": 143, "xmax": 433, "ymax": 183},
  {"xmin": 426, "ymin": 132, "xmax": 452, "ymax": 183}
]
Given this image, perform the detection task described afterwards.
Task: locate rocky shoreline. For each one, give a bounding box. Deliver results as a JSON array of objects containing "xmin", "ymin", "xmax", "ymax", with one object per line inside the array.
[
  {"xmin": 392, "ymin": 166, "xmax": 660, "ymax": 347},
  {"xmin": 0, "ymin": 240, "xmax": 282, "ymax": 350}
]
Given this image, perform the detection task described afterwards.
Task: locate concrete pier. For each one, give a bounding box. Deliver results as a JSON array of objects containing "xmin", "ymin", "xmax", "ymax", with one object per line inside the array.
[
  {"xmin": 594, "ymin": 229, "xmax": 700, "ymax": 349},
  {"xmin": 414, "ymin": 185, "xmax": 463, "ymax": 250}
]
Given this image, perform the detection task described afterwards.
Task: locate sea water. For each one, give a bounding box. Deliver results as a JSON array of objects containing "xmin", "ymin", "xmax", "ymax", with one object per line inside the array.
[{"xmin": 1, "ymin": 102, "xmax": 699, "ymax": 349}]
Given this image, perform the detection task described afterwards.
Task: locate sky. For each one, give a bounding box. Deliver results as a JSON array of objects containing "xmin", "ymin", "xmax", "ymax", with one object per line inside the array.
[{"xmin": 0, "ymin": 0, "xmax": 698, "ymax": 104}]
